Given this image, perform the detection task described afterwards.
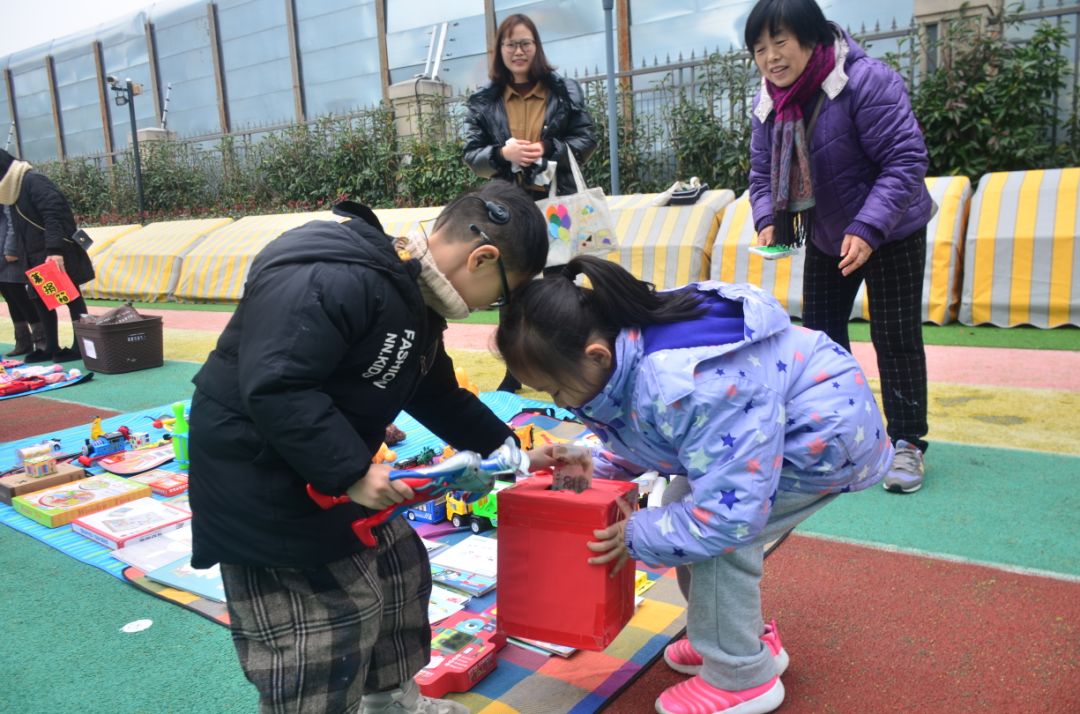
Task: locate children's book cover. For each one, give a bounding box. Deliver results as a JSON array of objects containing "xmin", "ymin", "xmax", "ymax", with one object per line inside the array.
[
  {"xmin": 112, "ymin": 523, "xmax": 193, "ymax": 572},
  {"xmin": 129, "ymin": 469, "xmax": 188, "ymax": 497},
  {"xmin": 430, "ymin": 535, "xmax": 497, "ymax": 578},
  {"xmin": 430, "ymin": 565, "xmax": 496, "ymax": 597},
  {"xmin": 429, "ymin": 584, "xmax": 471, "ymax": 624},
  {"xmin": 11, "ymin": 473, "xmax": 150, "ymax": 527},
  {"xmin": 98, "ymin": 445, "xmax": 176, "ymax": 475},
  {"xmin": 146, "ymin": 553, "xmax": 226, "ymax": 602},
  {"xmin": 164, "ymin": 492, "xmax": 191, "ymax": 513},
  {"xmin": 71, "ymin": 497, "xmax": 190, "ymax": 549}
]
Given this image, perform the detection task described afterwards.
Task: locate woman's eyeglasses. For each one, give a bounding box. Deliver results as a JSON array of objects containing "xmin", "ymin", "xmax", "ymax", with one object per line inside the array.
[
  {"xmin": 469, "ymin": 224, "xmax": 511, "ymax": 309},
  {"xmin": 501, "ymin": 40, "xmax": 535, "ymax": 52}
]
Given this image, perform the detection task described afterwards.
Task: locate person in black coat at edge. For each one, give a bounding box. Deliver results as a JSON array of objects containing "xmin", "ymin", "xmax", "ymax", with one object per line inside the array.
[
  {"xmin": 463, "ymin": 12, "xmax": 597, "ymax": 392},
  {"xmin": 0, "ymin": 149, "xmax": 92, "ymax": 363},
  {"xmin": 0, "ymin": 203, "xmax": 44, "ymax": 357},
  {"xmin": 188, "ymin": 181, "xmax": 547, "ymax": 714}
]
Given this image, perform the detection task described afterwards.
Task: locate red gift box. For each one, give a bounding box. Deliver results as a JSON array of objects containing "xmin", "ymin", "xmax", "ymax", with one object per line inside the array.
[
  {"xmin": 25, "ymin": 261, "xmax": 80, "ymax": 310},
  {"xmin": 496, "ymin": 473, "xmax": 638, "ymax": 651}
]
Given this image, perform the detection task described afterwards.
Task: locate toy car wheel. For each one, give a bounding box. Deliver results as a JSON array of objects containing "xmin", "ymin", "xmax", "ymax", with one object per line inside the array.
[
  {"xmin": 451, "ymin": 514, "xmax": 464, "ymax": 528},
  {"xmin": 470, "ymin": 517, "xmax": 491, "ymax": 534},
  {"xmin": 406, "ymin": 511, "xmax": 416, "ymax": 521}
]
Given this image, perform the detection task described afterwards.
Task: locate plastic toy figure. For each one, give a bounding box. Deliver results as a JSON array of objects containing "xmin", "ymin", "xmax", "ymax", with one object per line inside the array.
[
  {"xmin": 78, "ymin": 426, "xmax": 131, "ymax": 465},
  {"xmin": 308, "ymin": 441, "xmax": 527, "ymax": 546},
  {"xmin": 170, "ymin": 402, "xmax": 189, "ymax": 467}
]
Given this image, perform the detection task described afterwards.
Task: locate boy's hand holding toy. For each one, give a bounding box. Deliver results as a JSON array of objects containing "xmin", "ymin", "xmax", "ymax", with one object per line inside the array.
[
  {"xmin": 347, "ymin": 463, "xmax": 414, "ymax": 510},
  {"xmin": 310, "ymin": 439, "xmax": 526, "ymax": 546}
]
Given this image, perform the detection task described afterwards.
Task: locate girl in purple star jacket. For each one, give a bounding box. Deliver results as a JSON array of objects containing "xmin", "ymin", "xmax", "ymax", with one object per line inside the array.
[{"xmin": 496, "ymin": 256, "xmax": 891, "ymax": 714}]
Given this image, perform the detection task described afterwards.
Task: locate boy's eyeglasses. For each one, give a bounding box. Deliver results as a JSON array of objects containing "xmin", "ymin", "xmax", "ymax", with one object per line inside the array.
[
  {"xmin": 502, "ymin": 40, "xmax": 535, "ymax": 52},
  {"xmin": 469, "ymin": 224, "xmax": 511, "ymax": 309}
]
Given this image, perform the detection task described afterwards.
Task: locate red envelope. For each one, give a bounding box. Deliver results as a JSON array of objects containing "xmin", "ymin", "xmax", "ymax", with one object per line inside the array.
[{"xmin": 25, "ymin": 261, "xmax": 80, "ymax": 310}]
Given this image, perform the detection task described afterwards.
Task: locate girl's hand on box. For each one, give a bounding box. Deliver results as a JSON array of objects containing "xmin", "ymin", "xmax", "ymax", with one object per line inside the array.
[
  {"xmin": 587, "ymin": 496, "xmax": 634, "ymax": 576},
  {"xmin": 347, "ymin": 463, "xmax": 414, "ymax": 510}
]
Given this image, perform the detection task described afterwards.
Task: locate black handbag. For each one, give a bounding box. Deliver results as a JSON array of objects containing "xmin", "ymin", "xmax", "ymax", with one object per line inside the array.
[{"xmin": 62, "ymin": 229, "xmax": 96, "ymax": 285}]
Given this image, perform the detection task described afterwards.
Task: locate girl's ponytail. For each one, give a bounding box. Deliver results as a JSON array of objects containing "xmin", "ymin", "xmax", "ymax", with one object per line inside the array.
[{"xmin": 496, "ymin": 256, "xmax": 705, "ymax": 385}]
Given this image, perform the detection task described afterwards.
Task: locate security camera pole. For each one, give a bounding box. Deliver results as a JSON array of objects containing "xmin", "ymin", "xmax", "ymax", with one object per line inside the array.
[{"xmin": 108, "ymin": 76, "xmax": 145, "ymax": 220}]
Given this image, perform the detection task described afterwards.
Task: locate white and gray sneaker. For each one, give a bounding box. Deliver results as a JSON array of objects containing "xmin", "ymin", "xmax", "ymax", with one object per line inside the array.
[
  {"xmin": 882, "ymin": 440, "xmax": 925, "ymax": 493},
  {"xmin": 360, "ymin": 680, "xmax": 468, "ymax": 714}
]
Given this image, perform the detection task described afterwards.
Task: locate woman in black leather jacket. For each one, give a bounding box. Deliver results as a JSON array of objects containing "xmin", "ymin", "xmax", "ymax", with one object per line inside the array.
[
  {"xmin": 463, "ymin": 14, "xmax": 597, "ymax": 201},
  {"xmin": 463, "ymin": 13, "xmax": 597, "ymax": 391}
]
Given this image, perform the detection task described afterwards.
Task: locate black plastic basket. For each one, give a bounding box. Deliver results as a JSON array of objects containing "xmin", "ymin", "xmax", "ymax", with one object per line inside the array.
[{"xmin": 72, "ymin": 316, "xmax": 164, "ymax": 374}]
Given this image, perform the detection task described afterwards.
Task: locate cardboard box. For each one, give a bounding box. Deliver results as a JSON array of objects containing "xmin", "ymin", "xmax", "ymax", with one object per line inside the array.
[
  {"xmin": 72, "ymin": 497, "xmax": 191, "ymax": 549},
  {"xmin": 0, "ymin": 461, "xmax": 86, "ymax": 505},
  {"xmin": 496, "ymin": 474, "xmax": 638, "ymax": 651},
  {"xmin": 11, "ymin": 473, "xmax": 151, "ymax": 528},
  {"xmin": 130, "ymin": 469, "xmax": 188, "ymax": 497}
]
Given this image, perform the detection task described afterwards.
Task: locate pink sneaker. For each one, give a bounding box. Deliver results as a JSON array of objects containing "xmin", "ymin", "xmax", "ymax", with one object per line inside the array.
[
  {"xmin": 663, "ymin": 620, "xmax": 789, "ymax": 676},
  {"xmin": 655, "ymin": 674, "xmax": 784, "ymax": 714}
]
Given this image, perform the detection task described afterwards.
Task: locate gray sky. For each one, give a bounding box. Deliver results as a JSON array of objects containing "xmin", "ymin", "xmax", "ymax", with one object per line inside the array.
[{"xmin": 1, "ymin": 0, "xmax": 153, "ymax": 57}]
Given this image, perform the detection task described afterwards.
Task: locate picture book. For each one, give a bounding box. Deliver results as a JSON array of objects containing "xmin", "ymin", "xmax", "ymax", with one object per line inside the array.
[
  {"xmin": 509, "ymin": 637, "xmax": 577, "ymax": 658},
  {"xmin": 97, "ymin": 445, "xmax": 176, "ymax": 475},
  {"xmin": 430, "ymin": 535, "xmax": 497, "ymax": 578},
  {"xmin": 430, "ymin": 564, "xmax": 496, "ymax": 597},
  {"xmin": 111, "ymin": 523, "xmax": 193, "ymax": 572},
  {"xmin": 146, "ymin": 554, "xmax": 226, "ymax": 602},
  {"xmin": 429, "ymin": 584, "xmax": 471, "ymax": 624},
  {"xmin": 71, "ymin": 497, "xmax": 191, "ymax": 550},
  {"xmin": 130, "ymin": 469, "xmax": 188, "ymax": 497},
  {"xmin": 164, "ymin": 493, "xmax": 191, "ymax": 513},
  {"xmin": 11, "ymin": 473, "xmax": 151, "ymax": 527}
]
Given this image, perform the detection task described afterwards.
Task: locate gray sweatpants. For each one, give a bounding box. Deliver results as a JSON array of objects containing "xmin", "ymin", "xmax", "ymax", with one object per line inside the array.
[{"xmin": 662, "ymin": 475, "xmax": 835, "ymax": 690}]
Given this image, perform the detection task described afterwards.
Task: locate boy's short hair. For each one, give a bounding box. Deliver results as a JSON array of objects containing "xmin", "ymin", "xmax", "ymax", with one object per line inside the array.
[
  {"xmin": 744, "ymin": 0, "xmax": 835, "ymax": 51},
  {"xmin": 435, "ymin": 181, "xmax": 548, "ymax": 276}
]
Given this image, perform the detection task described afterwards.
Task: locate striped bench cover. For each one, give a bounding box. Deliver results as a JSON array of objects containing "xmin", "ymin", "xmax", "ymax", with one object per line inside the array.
[
  {"xmin": 82, "ymin": 190, "xmax": 736, "ymax": 302},
  {"xmin": 605, "ymin": 189, "xmax": 736, "ymax": 289},
  {"xmin": 173, "ymin": 212, "xmax": 342, "ymax": 302},
  {"xmin": 710, "ymin": 176, "xmax": 971, "ymax": 324},
  {"xmin": 959, "ymin": 167, "xmax": 1080, "ymax": 327},
  {"xmin": 171, "ymin": 206, "xmax": 443, "ymax": 302},
  {"xmin": 82, "ymin": 218, "xmax": 233, "ymax": 301}
]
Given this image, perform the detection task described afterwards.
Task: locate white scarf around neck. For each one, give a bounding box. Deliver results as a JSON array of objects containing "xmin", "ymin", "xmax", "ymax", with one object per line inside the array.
[
  {"xmin": 395, "ymin": 231, "xmax": 470, "ymax": 320},
  {"xmin": 0, "ymin": 160, "xmax": 31, "ymax": 205}
]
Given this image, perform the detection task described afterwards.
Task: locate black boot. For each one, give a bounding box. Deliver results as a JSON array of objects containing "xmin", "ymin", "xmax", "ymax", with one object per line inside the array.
[
  {"xmin": 54, "ymin": 342, "xmax": 82, "ymax": 362},
  {"xmin": 29, "ymin": 322, "xmax": 47, "ymax": 353},
  {"xmin": 24, "ymin": 349, "xmax": 54, "ymax": 364},
  {"xmin": 24, "ymin": 323, "xmax": 56, "ymax": 363},
  {"xmin": 6, "ymin": 322, "xmax": 32, "ymax": 357}
]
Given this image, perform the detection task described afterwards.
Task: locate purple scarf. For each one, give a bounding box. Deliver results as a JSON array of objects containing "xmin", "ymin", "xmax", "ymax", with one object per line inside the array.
[{"xmin": 767, "ymin": 42, "xmax": 835, "ymax": 247}]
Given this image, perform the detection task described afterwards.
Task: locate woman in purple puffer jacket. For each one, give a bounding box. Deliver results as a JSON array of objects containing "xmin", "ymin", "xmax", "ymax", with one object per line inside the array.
[{"xmin": 747, "ymin": 0, "xmax": 933, "ymax": 496}]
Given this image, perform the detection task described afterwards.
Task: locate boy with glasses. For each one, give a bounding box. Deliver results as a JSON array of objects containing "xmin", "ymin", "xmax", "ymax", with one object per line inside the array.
[{"xmin": 188, "ymin": 181, "xmax": 546, "ymax": 714}]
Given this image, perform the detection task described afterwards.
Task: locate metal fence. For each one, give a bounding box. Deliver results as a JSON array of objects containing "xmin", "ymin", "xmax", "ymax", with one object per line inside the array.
[{"xmin": 41, "ymin": 2, "xmax": 1080, "ymax": 211}]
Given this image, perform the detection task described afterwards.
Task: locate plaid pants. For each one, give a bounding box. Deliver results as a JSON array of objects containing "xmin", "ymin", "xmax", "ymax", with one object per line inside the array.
[
  {"xmin": 220, "ymin": 518, "xmax": 432, "ymax": 714},
  {"xmin": 802, "ymin": 228, "xmax": 929, "ymax": 451}
]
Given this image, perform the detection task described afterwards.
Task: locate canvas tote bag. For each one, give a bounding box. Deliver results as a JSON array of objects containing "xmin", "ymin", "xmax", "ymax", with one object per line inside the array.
[{"xmin": 535, "ymin": 150, "xmax": 619, "ymax": 267}]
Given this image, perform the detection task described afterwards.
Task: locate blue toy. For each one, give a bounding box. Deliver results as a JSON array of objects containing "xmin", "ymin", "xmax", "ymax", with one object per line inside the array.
[{"xmin": 307, "ymin": 441, "xmax": 527, "ymax": 546}]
